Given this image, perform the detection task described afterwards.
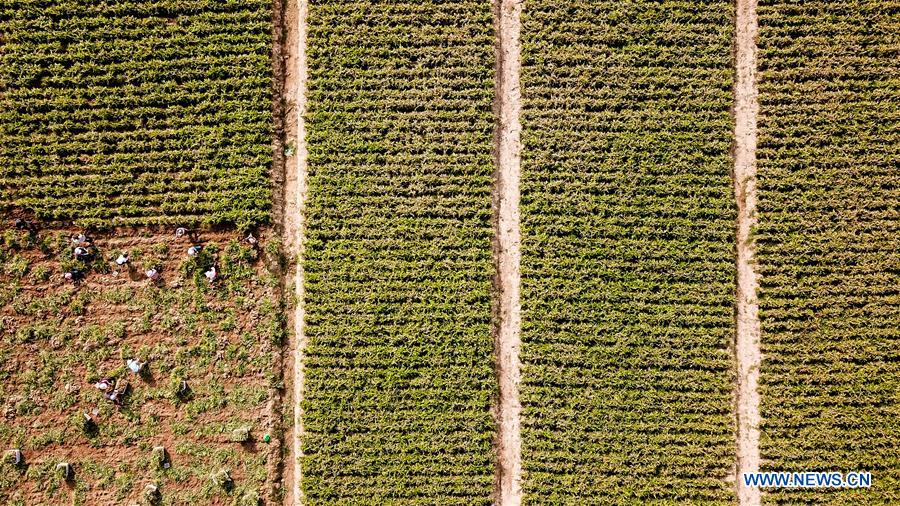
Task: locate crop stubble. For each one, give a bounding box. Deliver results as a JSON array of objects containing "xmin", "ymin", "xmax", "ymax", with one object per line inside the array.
[{"xmin": 0, "ymin": 229, "xmax": 282, "ymax": 504}]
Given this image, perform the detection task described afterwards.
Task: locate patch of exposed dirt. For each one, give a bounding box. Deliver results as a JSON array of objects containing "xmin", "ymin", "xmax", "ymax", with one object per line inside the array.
[
  {"xmin": 492, "ymin": 0, "xmax": 523, "ymax": 504},
  {"xmin": 278, "ymin": 0, "xmax": 309, "ymax": 503},
  {"xmin": 733, "ymin": 0, "xmax": 762, "ymax": 505},
  {"xmin": 0, "ymin": 224, "xmax": 282, "ymax": 505}
]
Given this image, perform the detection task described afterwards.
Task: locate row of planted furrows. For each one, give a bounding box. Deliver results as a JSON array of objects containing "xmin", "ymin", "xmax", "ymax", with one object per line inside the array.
[
  {"xmin": 518, "ymin": 0, "xmax": 738, "ymax": 502},
  {"xmin": 299, "ymin": 0, "xmax": 498, "ymax": 504},
  {"xmin": 0, "ymin": 0, "xmax": 275, "ymax": 228},
  {"xmin": 0, "ymin": 224, "xmax": 284, "ymax": 505},
  {"xmin": 4, "ymin": 1, "xmax": 898, "ymax": 505},
  {"xmin": 755, "ymin": 1, "xmax": 900, "ymax": 504}
]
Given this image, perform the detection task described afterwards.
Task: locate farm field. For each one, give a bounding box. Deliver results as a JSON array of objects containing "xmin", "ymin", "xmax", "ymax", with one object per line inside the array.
[
  {"xmin": 0, "ymin": 1, "xmax": 286, "ymax": 504},
  {"xmin": 299, "ymin": 1, "xmax": 497, "ymax": 503},
  {"xmin": 1, "ymin": 0, "xmax": 900, "ymax": 504},
  {"xmin": 0, "ymin": 0, "xmax": 274, "ymax": 227},
  {"xmin": 755, "ymin": 1, "xmax": 900, "ymax": 503},
  {"xmin": 518, "ymin": 1, "xmax": 738, "ymax": 502},
  {"xmin": 0, "ymin": 227, "xmax": 284, "ymax": 505}
]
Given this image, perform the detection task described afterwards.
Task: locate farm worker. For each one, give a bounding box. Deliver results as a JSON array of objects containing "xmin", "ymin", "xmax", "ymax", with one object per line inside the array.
[
  {"xmin": 187, "ymin": 245, "xmax": 202, "ymax": 257},
  {"xmin": 74, "ymin": 246, "xmax": 92, "ymax": 262},
  {"xmin": 126, "ymin": 359, "xmax": 143, "ymax": 374},
  {"xmin": 63, "ymin": 269, "xmax": 84, "ymax": 282},
  {"xmin": 13, "ymin": 218, "xmax": 32, "ymax": 230},
  {"xmin": 94, "ymin": 379, "xmax": 111, "ymax": 391},
  {"xmin": 245, "ymin": 233, "xmax": 257, "ymax": 245},
  {"xmin": 104, "ymin": 387, "xmax": 124, "ymax": 405},
  {"xmin": 116, "ymin": 253, "xmax": 129, "ymax": 266},
  {"xmin": 145, "ymin": 268, "xmax": 160, "ymax": 281},
  {"xmin": 204, "ymin": 266, "xmax": 217, "ymax": 283},
  {"xmin": 175, "ymin": 227, "xmax": 188, "ymax": 238},
  {"xmin": 107, "ymin": 379, "xmax": 127, "ymax": 405},
  {"xmin": 72, "ymin": 233, "xmax": 89, "ymax": 245}
]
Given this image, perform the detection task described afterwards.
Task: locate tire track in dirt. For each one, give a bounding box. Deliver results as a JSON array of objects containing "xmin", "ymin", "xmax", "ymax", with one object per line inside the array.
[
  {"xmin": 280, "ymin": 0, "xmax": 308, "ymax": 504},
  {"xmin": 492, "ymin": 0, "xmax": 523, "ymax": 504},
  {"xmin": 733, "ymin": 0, "xmax": 761, "ymax": 504}
]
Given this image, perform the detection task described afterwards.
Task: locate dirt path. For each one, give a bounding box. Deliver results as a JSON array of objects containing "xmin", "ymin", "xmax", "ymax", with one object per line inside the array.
[
  {"xmin": 492, "ymin": 0, "xmax": 523, "ymax": 504},
  {"xmin": 733, "ymin": 0, "xmax": 761, "ymax": 504},
  {"xmin": 280, "ymin": 0, "xmax": 309, "ymax": 504}
]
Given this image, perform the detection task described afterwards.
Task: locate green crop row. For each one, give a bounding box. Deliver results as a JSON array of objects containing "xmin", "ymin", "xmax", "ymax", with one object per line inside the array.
[
  {"xmin": 301, "ymin": 1, "xmax": 496, "ymax": 503},
  {"xmin": 0, "ymin": 0, "xmax": 274, "ymax": 228},
  {"xmin": 755, "ymin": 1, "xmax": 900, "ymax": 503},
  {"xmin": 519, "ymin": 1, "xmax": 737, "ymax": 502}
]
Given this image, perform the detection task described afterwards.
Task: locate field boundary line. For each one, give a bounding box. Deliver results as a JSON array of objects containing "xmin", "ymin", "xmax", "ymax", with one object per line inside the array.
[
  {"xmin": 281, "ymin": 0, "xmax": 309, "ymax": 504},
  {"xmin": 492, "ymin": 0, "xmax": 523, "ymax": 504},
  {"xmin": 733, "ymin": 0, "xmax": 761, "ymax": 505},
  {"xmin": 268, "ymin": 0, "xmax": 289, "ymax": 498}
]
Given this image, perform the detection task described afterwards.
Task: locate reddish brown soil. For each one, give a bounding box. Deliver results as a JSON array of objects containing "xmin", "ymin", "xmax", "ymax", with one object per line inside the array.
[{"xmin": 0, "ymin": 225, "xmax": 284, "ymax": 505}]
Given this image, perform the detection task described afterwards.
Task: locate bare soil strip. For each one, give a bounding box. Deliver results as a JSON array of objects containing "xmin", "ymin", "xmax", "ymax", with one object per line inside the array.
[
  {"xmin": 268, "ymin": 0, "xmax": 289, "ymax": 499},
  {"xmin": 281, "ymin": 0, "xmax": 309, "ymax": 504},
  {"xmin": 733, "ymin": 0, "xmax": 761, "ymax": 504},
  {"xmin": 492, "ymin": 0, "xmax": 523, "ymax": 504}
]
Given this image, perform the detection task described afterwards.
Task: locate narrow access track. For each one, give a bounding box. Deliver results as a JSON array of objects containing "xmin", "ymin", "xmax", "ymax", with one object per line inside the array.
[
  {"xmin": 733, "ymin": 0, "xmax": 761, "ymax": 504},
  {"xmin": 281, "ymin": 0, "xmax": 309, "ymax": 504},
  {"xmin": 492, "ymin": 0, "xmax": 523, "ymax": 504}
]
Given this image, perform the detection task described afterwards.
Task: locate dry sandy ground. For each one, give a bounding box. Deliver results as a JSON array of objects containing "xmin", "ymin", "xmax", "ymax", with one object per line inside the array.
[
  {"xmin": 493, "ymin": 0, "xmax": 524, "ymax": 504},
  {"xmin": 733, "ymin": 0, "xmax": 762, "ymax": 505},
  {"xmin": 279, "ymin": 0, "xmax": 309, "ymax": 504}
]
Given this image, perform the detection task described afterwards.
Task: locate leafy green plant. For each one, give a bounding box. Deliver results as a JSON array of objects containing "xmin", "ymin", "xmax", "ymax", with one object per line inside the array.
[
  {"xmin": 30, "ymin": 265, "xmax": 51, "ymax": 282},
  {"xmin": 755, "ymin": 1, "xmax": 900, "ymax": 503},
  {"xmin": 518, "ymin": 0, "xmax": 737, "ymax": 502},
  {"xmin": 0, "ymin": 1, "xmax": 274, "ymax": 227},
  {"xmin": 3, "ymin": 256, "xmax": 29, "ymax": 279},
  {"xmin": 301, "ymin": 1, "xmax": 497, "ymax": 502}
]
